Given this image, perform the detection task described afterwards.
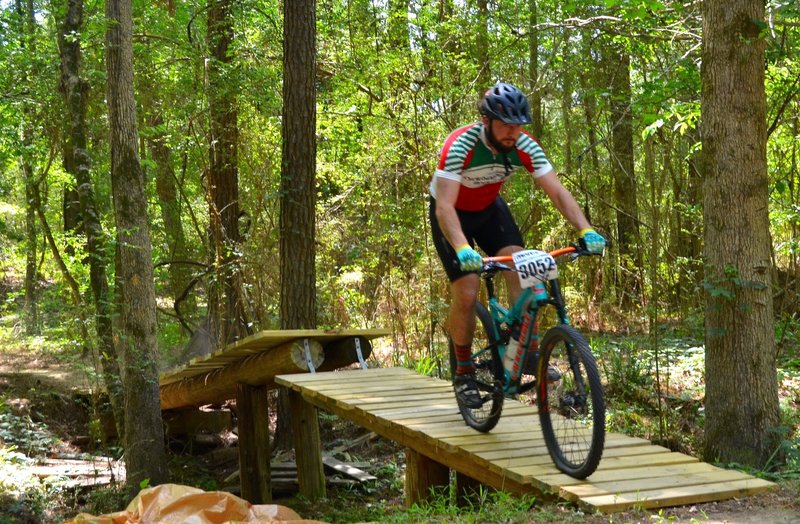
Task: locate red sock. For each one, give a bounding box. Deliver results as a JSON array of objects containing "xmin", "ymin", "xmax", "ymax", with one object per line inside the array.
[{"xmin": 454, "ymin": 344, "xmax": 474, "ymax": 375}]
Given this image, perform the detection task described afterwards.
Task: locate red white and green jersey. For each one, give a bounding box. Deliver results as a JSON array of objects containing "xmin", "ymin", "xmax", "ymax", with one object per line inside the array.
[{"xmin": 429, "ymin": 122, "xmax": 553, "ymax": 211}]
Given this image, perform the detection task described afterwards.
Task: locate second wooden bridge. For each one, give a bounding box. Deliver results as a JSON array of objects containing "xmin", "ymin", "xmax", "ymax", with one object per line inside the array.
[{"xmin": 276, "ymin": 367, "xmax": 775, "ymax": 514}]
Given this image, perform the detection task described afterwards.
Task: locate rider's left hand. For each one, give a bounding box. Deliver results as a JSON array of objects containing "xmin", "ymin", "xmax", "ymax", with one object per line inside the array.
[{"xmin": 580, "ymin": 228, "xmax": 606, "ymax": 254}]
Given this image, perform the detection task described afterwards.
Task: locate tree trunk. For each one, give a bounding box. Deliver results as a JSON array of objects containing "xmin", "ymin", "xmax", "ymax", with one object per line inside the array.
[
  {"xmin": 207, "ymin": 0, "xmax": 249, "ymax": 348},
  {"xmin": 57, "ymin": 0, "xmax": 125, "ymax": 438},
  {"xmin": 105, "ymin": 0, "xmax": 168, "ymax": 494},
  {"xmin": 147, "ymin": 111, "xmax": 196, "ymax": 320},
  {"xmin": 527, "ymin": 0, "xmax": 543, "ymax": 141},
  {"xmin": 560, "ymin": 31, "xmax": 573, "ymax": 176},
  {"xmin": 604, "ymin": 48, "xmax": 642, "ymax": 304},
  {"xmin": 276, "ymin": 0, "xmax": 317, "ymax": 452},
  {"xmin": 16, "ymin": 0, "xmax": 38, "ymax": 336},
  {"xmin": 476, "ymin": 0, "xmax": 490, "ymax": 92},
  {"xmin": 701, "ymin": 0, "xmax": 780, "ymax": 467}
]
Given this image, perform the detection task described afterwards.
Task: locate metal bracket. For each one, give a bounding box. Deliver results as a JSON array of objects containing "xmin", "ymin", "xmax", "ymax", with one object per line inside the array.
[
  {"xmin": 354, "ymin": 337, "xmax": 367, "ymax": 369},
  {"xmin": 303, "ymin": 338, "xmax": 316, "ymax": 373}
]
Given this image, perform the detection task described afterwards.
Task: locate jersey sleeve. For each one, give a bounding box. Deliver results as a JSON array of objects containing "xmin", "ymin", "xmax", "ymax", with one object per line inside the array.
[{"xmin": 517, "ymin": 132, "xmax": 553, "ymax": 177}]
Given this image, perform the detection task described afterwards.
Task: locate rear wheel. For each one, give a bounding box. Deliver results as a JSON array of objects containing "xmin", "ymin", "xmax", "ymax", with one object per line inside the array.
[
  {"xmin": 449, "ymin": 302, "xmax": 504, "ymax": 433},
  {"xmin": 537, "ymin": 325, "xmax": 605, "ymax": 478}
]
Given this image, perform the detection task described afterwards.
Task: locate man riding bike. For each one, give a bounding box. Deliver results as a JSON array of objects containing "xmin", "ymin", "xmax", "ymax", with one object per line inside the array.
[{"xmin": 428, "ymin": 82, "xmax": 606, "ymax": 408}]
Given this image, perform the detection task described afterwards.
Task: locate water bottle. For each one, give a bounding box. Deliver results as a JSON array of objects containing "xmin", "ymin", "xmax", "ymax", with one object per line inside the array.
[{"xmin": 503, "ymin": 324, "xmax": 524, "ymax": 380}]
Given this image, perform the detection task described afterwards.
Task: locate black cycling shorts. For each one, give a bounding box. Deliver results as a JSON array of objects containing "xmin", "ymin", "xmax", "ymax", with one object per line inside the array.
[{"xmin": 429, "ymin": 196, "xmax": 524, "ymax": 282}]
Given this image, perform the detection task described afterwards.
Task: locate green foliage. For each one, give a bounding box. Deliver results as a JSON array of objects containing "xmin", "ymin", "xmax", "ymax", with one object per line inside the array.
[
  {"xmin": 0, "ymin": 0, "xmax": 798, "ymax": 516},
  {"xmin": 388, "ymin": 489, "xmax": 540, "ymax": 524},
  {"xmin": 0, "ymin": 410, "xmax": 55, "ymax": 458},
  {"xmin": 596, "ymin": 338, "xmax": 654, "ymax": 401}
]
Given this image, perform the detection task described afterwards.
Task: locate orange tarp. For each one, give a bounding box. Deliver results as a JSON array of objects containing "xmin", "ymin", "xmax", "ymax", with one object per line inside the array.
[{"xmin": 64, "ymin": 484, "xmax": 325, "ymax": 524}]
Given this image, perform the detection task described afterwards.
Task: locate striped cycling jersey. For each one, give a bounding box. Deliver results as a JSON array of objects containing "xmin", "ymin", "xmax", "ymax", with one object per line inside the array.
[{"xmin": 429, "ymin": 122, "xmax": 553, "ymax": 211}]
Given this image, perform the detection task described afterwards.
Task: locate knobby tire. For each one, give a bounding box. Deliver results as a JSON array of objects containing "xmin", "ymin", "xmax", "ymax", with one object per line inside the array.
[
  {"xmin": 449, "ymin": 302, "xmax": 504, "ymax": 433},
  {"xmin": 537, "ymin": 324, "xmax": 605, "ymax": 479}
]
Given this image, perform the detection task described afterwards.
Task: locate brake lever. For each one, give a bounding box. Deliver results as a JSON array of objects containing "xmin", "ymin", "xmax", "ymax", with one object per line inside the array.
[{"xmin": 482, "ymin": 261, "xmax": 514, "ymax": 273}]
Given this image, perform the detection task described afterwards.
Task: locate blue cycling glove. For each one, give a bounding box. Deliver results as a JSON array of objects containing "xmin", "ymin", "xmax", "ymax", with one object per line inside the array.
[
  {"xmin": 580, "ymin": 228, "xmax": 606, "ymax": 254},
  {"xmin": 456, "ymin": 244, "xmax": 483, "ymax": 271}
]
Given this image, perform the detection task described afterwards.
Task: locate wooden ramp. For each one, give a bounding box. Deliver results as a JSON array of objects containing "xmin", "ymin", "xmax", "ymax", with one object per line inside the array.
[
  {"xmin": 160, "ymin": 328, "xmax": 390, "ymax": 387},
  {"xmin": 276, "ymin": 367, "xmax": 776, "ymax": 514},
  {"xmin": 158, "ymin": 329, "xmax": 389, "ymax": 411}
]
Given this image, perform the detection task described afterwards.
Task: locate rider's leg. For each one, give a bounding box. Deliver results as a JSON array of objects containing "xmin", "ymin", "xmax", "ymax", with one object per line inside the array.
[
  {"xmin": 449, "ymin": 273, "xmax": 484, "ymax": 408},
  {"xmin": 449, "ymin": 273, "xmax": 480, "ymax": 375},
  {"xmin": 496, "ymin": 244, "xmax": 524, "ymax": 305},
  {"xmin": 494, "ymin": 245, "xmax": 554, "ymax": 378}
]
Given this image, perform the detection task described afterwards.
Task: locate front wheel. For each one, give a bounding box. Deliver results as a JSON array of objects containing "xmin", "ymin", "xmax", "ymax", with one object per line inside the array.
[
  {"xmin": 449, "ymin": 302, "xmax": 504, "ymax": 433},
  {"xmin": 537, "ymin": 324, "xmax": 605, "ymax": 479}
]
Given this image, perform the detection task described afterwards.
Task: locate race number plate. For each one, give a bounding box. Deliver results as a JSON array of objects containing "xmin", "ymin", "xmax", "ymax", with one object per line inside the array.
[{"xmin": 512, "ymin": 250, "xmax": 558, "ymax": 288}]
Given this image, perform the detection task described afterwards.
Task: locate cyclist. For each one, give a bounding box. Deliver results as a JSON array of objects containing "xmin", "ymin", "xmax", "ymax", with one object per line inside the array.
[{"xmin": 429, "ymin": 82, "xmax": 606, "ymax": 408}]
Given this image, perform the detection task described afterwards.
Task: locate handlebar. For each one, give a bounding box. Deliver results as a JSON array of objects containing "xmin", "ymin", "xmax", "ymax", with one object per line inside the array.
[{"xmin": 481, "ymin": 242, "xmax": 600, "ymax": 265}]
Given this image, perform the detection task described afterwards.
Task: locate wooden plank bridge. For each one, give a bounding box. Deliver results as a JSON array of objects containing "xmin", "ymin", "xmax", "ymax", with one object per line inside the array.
[{"xmin": 276, "ymin": 367, "xmax": 776, "ymax": 514}]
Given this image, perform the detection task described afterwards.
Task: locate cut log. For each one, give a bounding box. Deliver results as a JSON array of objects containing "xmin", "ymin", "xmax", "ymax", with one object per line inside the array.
[
  {"xmin": 317, "ymin": 336, "xmax": 373, "ymax": 371},
  {"xmin": 160, "ymin": 339, "xmax": 324, "ymax": 410}
]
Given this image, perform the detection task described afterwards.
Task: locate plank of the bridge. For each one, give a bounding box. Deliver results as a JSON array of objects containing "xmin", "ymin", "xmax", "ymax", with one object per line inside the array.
[{"xmin": 577, "ymin": 477, "xmax": 776, "ymax": 513}]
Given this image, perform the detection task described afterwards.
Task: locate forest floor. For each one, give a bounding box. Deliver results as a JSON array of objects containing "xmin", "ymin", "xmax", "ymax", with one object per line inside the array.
[{"xmin": 0, "ymin": 346, "xmax": 798, "ymax": 523}]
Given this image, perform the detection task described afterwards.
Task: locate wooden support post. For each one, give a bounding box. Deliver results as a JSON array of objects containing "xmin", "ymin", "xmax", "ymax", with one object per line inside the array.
[
  {"xmin": 236, "ymin": 383, "xmax": 271, "ymax": 503},
  {"xmin": 404, "ymin": 447, "xmax": 450, "ymax": 507},
  {"xmin": 288, "ymin": 388, "xmax": 326, "ymax": 500}
]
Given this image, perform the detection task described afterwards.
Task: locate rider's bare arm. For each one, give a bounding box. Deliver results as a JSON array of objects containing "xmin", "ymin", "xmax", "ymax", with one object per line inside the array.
[
  {"xmin": 434, "ymin": 176, "xmax": 470, "ymax": 250},
  {"xmin": 535, "ymin": 170, "xmax": 592, "ymax": 232}
]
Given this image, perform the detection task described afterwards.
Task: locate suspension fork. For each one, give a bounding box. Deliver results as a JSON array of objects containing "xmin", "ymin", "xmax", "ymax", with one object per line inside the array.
[{"xmin": 547, "ymin": 278, "xmax": 588, "ymax": 394}]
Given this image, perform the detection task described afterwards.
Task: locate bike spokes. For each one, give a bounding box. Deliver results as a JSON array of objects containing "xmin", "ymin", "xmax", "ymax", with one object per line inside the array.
[
  {"xmin": 538, "ymin": 325, "xmax": 605, "ymax": 479},
  {"xmin": 450, "ymin": 302, "xmax": 504, "ymax": 433}
]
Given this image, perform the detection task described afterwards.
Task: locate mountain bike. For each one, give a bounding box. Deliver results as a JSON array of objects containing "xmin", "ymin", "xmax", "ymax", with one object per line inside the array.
[{"xmin": 448, "ymin": 243, "xmax": 605, "ymax": 479}]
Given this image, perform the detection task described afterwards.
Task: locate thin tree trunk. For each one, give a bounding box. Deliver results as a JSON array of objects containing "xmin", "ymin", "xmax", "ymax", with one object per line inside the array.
[
  {"xmin": 31, "ymin": 182, "xmax": 90, "ymax": 347},
  {"xmin": 560, "ymin": 32, "xmax": 573, "ymax": 176},
  {"xmin": 105, "ymin": 0, "xmax": 168, "ymax": 494},
  {"xmin": 605, "ymin": 49, "xmax": 642, "ymax": 304},
  {"xmin": 527, "ymin": 0, "xmax": 543, "ymax": 141},
  {"xmin": 207, "ymin": 0, "xmax": 249, "ymax": 348},
  {"xmin": 147, "ymin": 111, "xmax": 196, "ymax": 320},
  {"xmin": 476, "ymin": 0, "xmax": 490, "ymax": 93},
  {"xmin": 701, "ymin": 0, "xmax": 780, "ymax": 467},
  {"xmin": 16, "ymin": 0, "xmax": 38, "ymax": 335},
  {"xmin": 57, "ymin": 0, "xmax": 124, "ymax": 438},
  {"xmin": 23, "ymin": 159, "xmax": 38, "ymax": 335}
]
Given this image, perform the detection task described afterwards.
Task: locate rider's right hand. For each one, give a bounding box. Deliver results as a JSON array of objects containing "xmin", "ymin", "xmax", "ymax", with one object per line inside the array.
[
  {"xmin": 580, "ymin": 228, "xmax": 606, "ymax": 254},
  {"xmin": 456, "ymin": 244, "xmax": 483, "ymax": 271}
]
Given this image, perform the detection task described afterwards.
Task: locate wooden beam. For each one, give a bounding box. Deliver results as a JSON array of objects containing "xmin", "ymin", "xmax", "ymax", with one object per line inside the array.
[
  {"xmin": 289, "ymin": 389, "xmax": 326, "ymax": 500},
  {"xmin": 236, "ymin": 383, "xmax": 271, "ymax": 504},
  {"xmin": 161, "ymin": 338, "xmax": 324, "ymax": 410},
  {"xmin": 405, "ymin": 447, "xmax": 450, "ymax": 507}
]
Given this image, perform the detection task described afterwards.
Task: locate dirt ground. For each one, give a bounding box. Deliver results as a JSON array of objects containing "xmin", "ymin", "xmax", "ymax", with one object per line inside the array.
[{"xmin": 0, "ymin": 350, "xmax": 798, "ymax": 524}]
